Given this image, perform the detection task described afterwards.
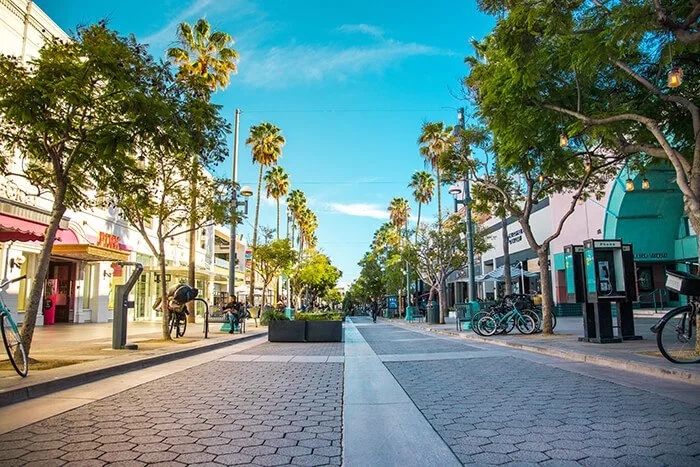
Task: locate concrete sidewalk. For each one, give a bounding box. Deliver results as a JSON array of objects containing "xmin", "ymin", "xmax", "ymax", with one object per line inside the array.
[
  {"xmin": 388, "ymin": 316, "xmax": 700, "ymax": 385},
  {"xmin": 0, "ymin": 319, "xmax": 267, "ymax": 406}
]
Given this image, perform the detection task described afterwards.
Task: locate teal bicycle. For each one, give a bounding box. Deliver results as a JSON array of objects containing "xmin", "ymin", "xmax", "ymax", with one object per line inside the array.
[
  {"xmin": 476, "ymin": 296, "xmax": 538, "ymax": 336},
  {"xmin": 0, "ymin": 276, "xmax": 28, "ymax": 377}
]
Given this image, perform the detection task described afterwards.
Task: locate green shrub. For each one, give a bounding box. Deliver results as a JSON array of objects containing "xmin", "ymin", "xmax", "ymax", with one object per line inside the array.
[
  {"xmin": 295, "ymin": 311, "xmax": 343, "ymax": 321},
  {"xmin": 261, "ymin": 309, "xmax": 289, "ymax": 325}
]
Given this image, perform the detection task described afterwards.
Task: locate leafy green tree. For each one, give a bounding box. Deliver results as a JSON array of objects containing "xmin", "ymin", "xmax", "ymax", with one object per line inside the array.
[
  {"xmin": 322, "ymin": 288, "xmax": 343, "ymax": 309},
  {"xmin": 291, "ymin": 251, "xmax": 342, "ymax": 307},
  {"xmin": 246, "ymin": 122, "xmax": 286, "ymax": 305},
  {"xmin": 252, "ymin": 239, "xmax": 297, "ymax": 310},
  {"xmin": 463, "ymin": 0, "xmax": 700, "ymax": 333},
  {"xmin": 115, "ymin": 66, "xmax": 231, "ymax": 339},
  {"xmin": 408, "ymin": 171, "xmax": 435, "ymax": 242},
  {"xmin": 167, "ymin": 18, "xmax": 238, "ymax": 323},
  {"xmin": 0, "ymin": 24, "xmax": 158, "ymax": 354}
]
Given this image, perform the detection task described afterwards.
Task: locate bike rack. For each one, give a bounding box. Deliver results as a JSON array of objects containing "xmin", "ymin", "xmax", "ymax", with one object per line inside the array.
[
  {"xmin": 193, "ymin": 297, "xmax": 209, "ymax": 338},
  {"xmin": 112, "ymin": 262, "xmax": 143, "ymax": 350}
]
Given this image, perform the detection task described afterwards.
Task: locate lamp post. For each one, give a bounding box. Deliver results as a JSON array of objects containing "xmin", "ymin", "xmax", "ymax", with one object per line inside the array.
[
  {"xmin": 450, "ymin": 108, "xmax": 477, "ymax": 303},
  {"xmin": 228, "ymin": 109, "xmax": 254, "ymax": 299}
]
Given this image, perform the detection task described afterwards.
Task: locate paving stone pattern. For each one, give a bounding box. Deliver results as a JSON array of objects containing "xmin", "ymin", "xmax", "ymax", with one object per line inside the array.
[
  {"xmin": 239, "ymin": 343, "xmax": 344, "ymax": 357},
  {"xmin": 358, "ymin": 324, "xmax": 483, "ymax": 355},
  {"xmin": 0, "ymin": 361, "xmax": 343, "ymax": 466},
  {"xmin": 386, "ymin": 357, "xmax": 700, "ymax": 466}
]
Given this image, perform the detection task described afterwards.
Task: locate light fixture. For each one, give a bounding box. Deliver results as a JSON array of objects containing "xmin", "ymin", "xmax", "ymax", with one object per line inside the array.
[
  {"xmin": 642, "ymin": 178, "xmax": 650, "ymax": 190},
  {"xmin": 240, "ymin": 185, "xmax": 254, "ymax": 197},
  {"xmin": 559, "ymin": 133, "xmax": 569, "ymax": 148},
  {"xmin": 625, "ymin": 178, "xmax": 635, "ymax": 192},
  {"xmin": 538, "ymin": 173, "xmax": 545, "ymax": 183},
  {"xmin": 448, "ymin": 186, "xmax": 462, "ymax": 196},
  {"xmin": 9, "ymin": 256, "xmax": 25, "ymax": 270},
  {"xmin": 577, "ymin": 198, "xmax": 584, "ymax": 205},
  {"xmin": 668, "ymin": 66, "xmax": 683, "ymax": 88},
  {"xmin": 584, "ymin": 160, "xmax": 592, "ymax": 172},
  {"xmin": 103, "ymin": 270, "xmax": 112, "ymax": 278}
]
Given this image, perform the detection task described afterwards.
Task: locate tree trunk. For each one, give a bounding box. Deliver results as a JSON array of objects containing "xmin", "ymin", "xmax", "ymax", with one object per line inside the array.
[
  {"xmin": 186, "ymin": 156, "xmax": 198, "ymax": 324},
  {"xmin": 415, "ymin": 203, "xmax": 422, "ymax": 243},
  {"xmin": 537, "ymin": 247, "xmax": 555, "ymax": 335},
  {"xmin": 502, "ymin": 218, "xmax": 512, "ymax": 296},
  {"xmin": 248, "ymin": 165, "xmax": 264, "ymax": 306},
  {"xmin": 275, "ymin": 199, "xmax": 280, "ymax": 303},
  {"xmin": 438, "ymin": 276, "xmax": 447, "ymax": 325},
  {"xmin": 19, "ymin": 191, "xmax": 67, "ymax": 356},
  {"xmin": 436, "ymin": 169, "xmax": 442, "ymax": 226},
  {"xmin": 159, "ymin": 239, "xmax": 172, "ymax": 340}
]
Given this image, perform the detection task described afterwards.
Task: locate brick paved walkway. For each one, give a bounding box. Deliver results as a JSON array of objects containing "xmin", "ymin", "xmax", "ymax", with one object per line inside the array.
[
  {"xmin": 1, "ymin": 318, "xmax": 699, "ymax": 466},
  {"xmin": 0, "ymin": 354, "xmax": 343, "ymax": 466}
]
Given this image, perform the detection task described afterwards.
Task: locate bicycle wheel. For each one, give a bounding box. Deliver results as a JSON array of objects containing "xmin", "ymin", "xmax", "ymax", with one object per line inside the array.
[
  {"xmin": 478, "ymin": 316, "xmax": 498, "ymax": 336},
  {"xmin": 471, "ymin": 311, "xmax": 490, "ymax": 335},
  {"xmin": 655, "ymin": 306, "xmax": 700, "ymax": 364},
  {"xmin": 1, "ymin": 313, "xmax": 28, "ymax": 377},
  {"xmin": 515, "ymin": 314, "xmax": 537, "ymax": 334},
  {"xmin": 522, "ymin": 309, "xmax": 541, "ymax": 332},
  {"xmin": 168, "ymin": 312, "xmax": 177, "ymax": 338},
  {"xmin": 177, "ymin": 315, "xmax": 187, "ymax": 337}
]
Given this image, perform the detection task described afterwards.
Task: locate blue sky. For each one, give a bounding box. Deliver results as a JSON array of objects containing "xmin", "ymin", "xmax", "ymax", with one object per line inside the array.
[{"xmin": 37, "ymin": 0, "xmax": 494, "ymax": 285}]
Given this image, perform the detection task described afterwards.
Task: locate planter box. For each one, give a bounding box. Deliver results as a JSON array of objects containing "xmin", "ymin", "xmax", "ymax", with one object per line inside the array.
[
  {"xmin": 268, "ymin": 320, "xmax": 306, "ymax": 342},
  {"xmin": 305, "ymin": 320, "xmax": 342, "ymax": 342}
]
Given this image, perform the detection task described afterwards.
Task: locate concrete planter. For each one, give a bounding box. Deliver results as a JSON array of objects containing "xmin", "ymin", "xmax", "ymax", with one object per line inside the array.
[
  {"xmin": 305, "ymin": 320, "xmax": 343, "ymax": 342},
  {"xmin": 268, "ymin": 320, "xmax": 306, "ymax": 342}
]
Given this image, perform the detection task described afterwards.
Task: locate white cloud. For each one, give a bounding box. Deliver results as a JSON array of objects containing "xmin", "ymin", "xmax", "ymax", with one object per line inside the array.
[
  {"xmin": 141, "ymin": 0, "xmax": 257, "ymax": 48},
  {"xmin": 327, "ymin": 203, "xmax": 389, "ymax": 220},
  {"xmin": 239, "ymin": 32, "xmax": 452, "ymax": 89},
  {"xmin": 337, "ymin": 23, "xmax": 385, "ymax": 39}
]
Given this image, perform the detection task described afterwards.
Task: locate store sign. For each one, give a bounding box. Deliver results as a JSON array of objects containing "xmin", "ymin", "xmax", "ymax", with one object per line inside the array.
[
  {"xmin": 508, "ymin": 229, "xmax": 523, "ymax": 245},
  {"xmin": 635, "ymin": 252, "xmax": 669, "ymax": 259},
  {"xmin": 97, "ymin": 232, "xmax": 120, "ymax": 250}
]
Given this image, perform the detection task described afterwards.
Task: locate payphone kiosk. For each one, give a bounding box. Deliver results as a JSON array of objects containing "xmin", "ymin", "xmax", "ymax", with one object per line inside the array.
[{"xmin": 582, "ymin": 239, "xmax": 640, "ymax": 343}]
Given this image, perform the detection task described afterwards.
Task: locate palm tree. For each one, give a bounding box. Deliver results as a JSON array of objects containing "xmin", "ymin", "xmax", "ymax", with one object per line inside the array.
[
  {"xmin": 418, "ymin": 122, "xmax": 455, "ymax": 226},
  {"xmin": 388, "ymin": 197, "xmax": 411, "ymax": 233},
  {"xmin": 287, "ymin": 189, "xmax": 307, "ymax": 248},
  {"xmin": 167, "ymin": 18, "xmax": 238, "ymax": 322},
  {"xmin": 408, "ymin": 171, "xmax": 435, "ymax": 242},
  {"xmin": 246, "ymin": 122, "xmax": 286, "ymax": 306},
  {"xmin": 167, "ymin": 19, "xmax": 239, "ymax": 94},
  {"xmin": 297, "ymin": 207, "xmax": 318, "ymax": 253},
  {"xmin": 264, "ymin": 166, "xmax": 290, "ymax": 240}
]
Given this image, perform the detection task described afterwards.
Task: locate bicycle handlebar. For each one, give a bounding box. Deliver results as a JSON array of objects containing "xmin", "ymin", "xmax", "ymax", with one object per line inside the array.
[{"xmin": 0, "ymin": 275, "xmax": 27, "ymax": 288}]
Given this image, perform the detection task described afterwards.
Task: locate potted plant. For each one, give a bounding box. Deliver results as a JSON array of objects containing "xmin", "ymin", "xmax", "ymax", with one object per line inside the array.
[
  {"xmin": 263, "ymin": 309, "xmax": 305, "ymax": 342},
  {"xmin": 296, "ymin": 311, "xmax": 343, "ymax": 342}
]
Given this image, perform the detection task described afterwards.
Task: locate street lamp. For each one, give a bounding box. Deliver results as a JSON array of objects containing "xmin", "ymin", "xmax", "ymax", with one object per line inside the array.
[
  {"xmin": 228, "ymin": 108, "xmax": 254, "ymax": 299},
  {"xmin": 452, "ymin": 107, "xmax": 477, "ymax": 305}
]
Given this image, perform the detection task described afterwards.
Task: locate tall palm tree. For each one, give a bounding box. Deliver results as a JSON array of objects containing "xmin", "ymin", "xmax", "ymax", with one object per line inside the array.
[
  {"xmin": 264, "ymin": 166, "xmax": 290, "ymax": 240},
  {"xmin": 418, "ymin": 122, "xmax": 455, "ymax": 227},
  {"xmin": 167, "ymin": 18, "xmax": 238, "ymax": 322},
  {"xmin": 167, "ymin": 19, "xmax": 239, "ymax": 93},
  {"xmin": 297, "ymin": 207, "xmax": 317, "ymax": 253},
  {"xmin": 408, "ymin": 171, "xmax": 435, "ymax": 242},
  {"xmin": 287, "ymin": 189, "xmax": 306, "ymax": 248},
  {"xmin": 388, "ymin": 197, "xmax": 411, "ymax": 233},
  {"xmin": 246, "ymin": 122, "xmax": 286, "ymax": 306}
]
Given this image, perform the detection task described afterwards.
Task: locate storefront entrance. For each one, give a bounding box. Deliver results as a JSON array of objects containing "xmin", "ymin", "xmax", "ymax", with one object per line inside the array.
[{"xmin": 46, "ymin": 261, "xmax": 75, "ymax": 323}]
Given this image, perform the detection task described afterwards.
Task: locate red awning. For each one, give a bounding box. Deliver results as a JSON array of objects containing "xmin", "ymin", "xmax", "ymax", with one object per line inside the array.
[{"xmin": 0, "ymin": 213, "xmax": 76, "ymax": 243}]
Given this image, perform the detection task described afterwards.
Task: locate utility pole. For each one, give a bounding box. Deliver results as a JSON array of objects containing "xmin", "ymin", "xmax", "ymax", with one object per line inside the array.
[
  {"xmin": 456, "ymin": 107, "xmax": 476, "ymax": 302},
  {"xmin": 228, "ymin": 109, "xmax": 241, "ymax": 298}
]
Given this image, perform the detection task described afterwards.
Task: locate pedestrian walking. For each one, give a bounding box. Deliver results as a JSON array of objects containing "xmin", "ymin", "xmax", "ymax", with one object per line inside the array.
[{"xmin": 371, "ymin": 299, "xmax": 378, "ymax": 323}]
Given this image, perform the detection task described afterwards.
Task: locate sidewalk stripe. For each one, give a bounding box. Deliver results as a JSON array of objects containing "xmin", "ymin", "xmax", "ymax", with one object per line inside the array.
[{"xmin": 343, "ymin": 319, "xmax": 462, "ymax": 467}]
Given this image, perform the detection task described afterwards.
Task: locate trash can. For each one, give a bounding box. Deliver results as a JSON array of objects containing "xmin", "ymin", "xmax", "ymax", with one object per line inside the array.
[
  {"xmin": 427, "ymin": 301, "xmax": 439, "ymax": 324},
  {"xmin": 405, "ymin": 306, "xmax": 416, "ymax": 321}
]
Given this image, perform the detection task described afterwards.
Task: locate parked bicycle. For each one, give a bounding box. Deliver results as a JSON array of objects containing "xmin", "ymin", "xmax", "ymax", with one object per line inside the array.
[
  {"xmin": 475, "ymin": 296, "xmax": 538, "ymax": 336},
  {"xmin": 651, "ymin": 270, "xmax": 700, "ymax": 364},
  {"xmin": 0, "ymin": 276, "xmax": 28, "ymax": 377},
  {"xmin": 153, "ymin": 284, "xmax": 198, "ymax": 339}
]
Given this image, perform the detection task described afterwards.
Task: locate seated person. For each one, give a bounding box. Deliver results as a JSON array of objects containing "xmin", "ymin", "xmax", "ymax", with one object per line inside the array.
[{"xmin": 222, "ymin": 296, "xmax": 240, "ymax": 333}]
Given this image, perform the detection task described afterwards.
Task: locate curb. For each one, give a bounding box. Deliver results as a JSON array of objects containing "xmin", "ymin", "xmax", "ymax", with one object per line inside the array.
[
  {"xmin": 389, "ymin": 320, "xmax": 700, "ymax": 386},
  {"xmin": 0, "ymin": 332, "xmax": 266, "ymax": 407}
]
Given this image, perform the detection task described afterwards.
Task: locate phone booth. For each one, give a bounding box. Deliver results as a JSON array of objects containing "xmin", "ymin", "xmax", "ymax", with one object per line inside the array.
[
  {"xmin": 578, "ymin": 239, "xmax": 641, "ymax": 343},
  {"xmin": 43, "ymin": 279, "xmax": 58, "ymax": 325}
]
